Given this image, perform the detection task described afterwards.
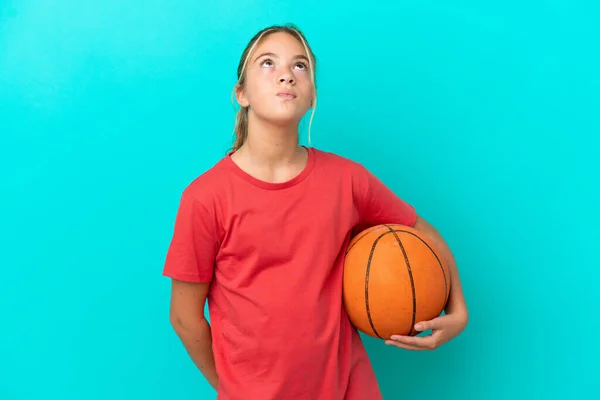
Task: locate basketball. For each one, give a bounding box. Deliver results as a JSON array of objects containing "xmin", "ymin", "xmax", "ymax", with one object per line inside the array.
[{"xmin": 342, "ymin": 224, "xmax": 451, "ymax": 339}]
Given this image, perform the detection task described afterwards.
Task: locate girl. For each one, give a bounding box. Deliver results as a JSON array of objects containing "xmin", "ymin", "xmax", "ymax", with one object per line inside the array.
[{"xmin": 164, "ymin": 24, "xmax": 468, "ymax": 400}]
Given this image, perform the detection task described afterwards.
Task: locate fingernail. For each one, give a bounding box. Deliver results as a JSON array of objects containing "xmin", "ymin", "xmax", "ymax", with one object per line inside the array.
[
  {"xmin": 415, "ymin": 324, "xmax": 423, "ymax": 331},
  {"xmin": 390, "ymin": 335, "xmax": 399, "ymax": 340}
]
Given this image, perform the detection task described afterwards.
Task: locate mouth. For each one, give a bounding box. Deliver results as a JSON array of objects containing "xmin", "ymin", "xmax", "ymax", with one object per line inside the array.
[{"xmin": 277, "ymin": 91, "xmax": 297, "ymax": 100}]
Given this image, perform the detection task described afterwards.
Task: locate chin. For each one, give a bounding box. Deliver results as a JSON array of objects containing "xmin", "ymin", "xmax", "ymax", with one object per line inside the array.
[{"xmin": 261, "ymin": 110, "xmax": 308, "ymax": 126}]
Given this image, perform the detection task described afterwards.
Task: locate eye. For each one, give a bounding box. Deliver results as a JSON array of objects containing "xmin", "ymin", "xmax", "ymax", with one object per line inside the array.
[
  {"xmin": 294, "ymin": 62, "xmax": 308, "ymax": 71},
  {"xmin": 260, "ymin": 58, "xmax": 274, "ymax": 67}
]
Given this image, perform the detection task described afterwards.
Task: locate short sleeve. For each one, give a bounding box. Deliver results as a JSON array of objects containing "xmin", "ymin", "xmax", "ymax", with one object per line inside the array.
[
  {"xmin": 354, "ymin": 165, "xmax": 417, "ymax": 232},
  {"xmin": 162, "ymin": 189, "xmax": 218, "ymax": 283}
]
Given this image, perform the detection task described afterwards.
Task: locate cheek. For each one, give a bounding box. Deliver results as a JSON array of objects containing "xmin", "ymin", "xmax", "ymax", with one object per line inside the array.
[
  {"xmin": 246, "ymin": 75, "xmax": 273, "ymax": 104},
  {"xmin": 297, "ymin": 73, "xmax": 313, "ymax": 92},
  {"xmin": 300, "ymin": 80, "xmax": 314, "ymax": 103}
]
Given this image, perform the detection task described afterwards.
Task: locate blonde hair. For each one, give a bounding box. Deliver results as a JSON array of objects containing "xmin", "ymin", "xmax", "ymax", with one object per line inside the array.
[{"xmin": 231, "ymin": 24, "xmax": 317, "ymax": 151}]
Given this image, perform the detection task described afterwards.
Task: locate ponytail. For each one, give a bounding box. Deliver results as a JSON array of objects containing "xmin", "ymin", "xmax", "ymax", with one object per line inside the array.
[{"xmin": 232, "ymin": 106, "xmax": 249, "ymax": 151}]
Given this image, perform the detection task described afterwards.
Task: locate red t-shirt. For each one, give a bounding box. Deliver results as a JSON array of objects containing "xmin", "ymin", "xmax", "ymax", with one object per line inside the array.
[{"xmin": 163, "ymin": 147, "xmax": 417, "ymax": 400}]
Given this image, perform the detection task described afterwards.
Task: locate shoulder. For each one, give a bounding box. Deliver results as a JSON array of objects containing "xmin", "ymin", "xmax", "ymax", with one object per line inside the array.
[
  {"xmin": 311, "ymin": 147, "xmax": 367, "ymax": 175},
  {"xmin": 311, "ymin": 147, "xmax": 392, "ymax": 196},
  {"xmin": 311, "ymin": 148, "xmax": 372, "ymax": 189},
  {"xmin": 179, "ymin": 155, "xmax": 231, "ymax": 208}
]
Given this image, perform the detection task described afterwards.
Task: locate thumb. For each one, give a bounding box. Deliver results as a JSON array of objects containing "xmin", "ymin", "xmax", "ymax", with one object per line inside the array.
[{"xmin": 415, "ymin": 316, "xmax": 444, "ymax": 332}]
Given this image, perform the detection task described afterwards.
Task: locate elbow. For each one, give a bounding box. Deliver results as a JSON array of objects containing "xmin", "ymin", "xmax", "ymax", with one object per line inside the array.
[
  {"xmin": 169, "ymin": 311, "xmax": 183, "ymax": 330},
  {"xmin": 169, "ymin": 310, "xmax": 190, "ymax": 333},
  {"xmin": 169, "ymin": 310, "xmax": 209, "ymax": 337}
]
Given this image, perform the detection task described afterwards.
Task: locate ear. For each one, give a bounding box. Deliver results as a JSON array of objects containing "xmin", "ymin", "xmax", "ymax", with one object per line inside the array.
[{"xmin": 235, "ymin": 84, "xmax": 250, "ymax": 108}]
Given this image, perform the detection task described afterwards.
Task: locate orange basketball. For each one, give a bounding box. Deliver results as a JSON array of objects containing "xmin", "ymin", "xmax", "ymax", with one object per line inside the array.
[{"xmin": 342, "ymin": 224, "xmax": 451, "ymax": 339}]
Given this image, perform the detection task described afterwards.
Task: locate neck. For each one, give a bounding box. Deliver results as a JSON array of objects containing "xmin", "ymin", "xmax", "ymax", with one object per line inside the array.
[{"xmin": 239, "ymin": 115, "xmax": 303, "ymax": 166}]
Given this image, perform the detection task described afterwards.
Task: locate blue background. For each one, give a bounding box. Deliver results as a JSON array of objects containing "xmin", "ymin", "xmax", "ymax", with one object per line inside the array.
[{"xmin": 1, "ymin": 1, "xmax": 598, "ymax": 399}]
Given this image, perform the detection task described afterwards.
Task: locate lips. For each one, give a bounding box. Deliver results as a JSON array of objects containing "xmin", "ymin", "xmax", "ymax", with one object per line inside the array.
[{"xmin": 277, "ymin": 91, "xmax": 296, "ymax": 100}]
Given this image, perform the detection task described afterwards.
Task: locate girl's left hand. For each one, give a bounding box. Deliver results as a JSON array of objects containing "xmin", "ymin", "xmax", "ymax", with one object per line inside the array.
[{"xmin": 385, "ymin": 312, "xmax": 468, "ymax": 351}]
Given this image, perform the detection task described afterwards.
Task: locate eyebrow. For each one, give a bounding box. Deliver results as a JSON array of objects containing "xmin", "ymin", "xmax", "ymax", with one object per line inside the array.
[{"xmin": 253, "ymin": 52, "xmax": 309, "ymax": 63}]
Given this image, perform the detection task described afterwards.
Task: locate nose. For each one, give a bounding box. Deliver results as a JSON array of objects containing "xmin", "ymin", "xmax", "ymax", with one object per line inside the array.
[{"xmin": 278, "ymin": 71, "xmax": 295, "ymax": 85}]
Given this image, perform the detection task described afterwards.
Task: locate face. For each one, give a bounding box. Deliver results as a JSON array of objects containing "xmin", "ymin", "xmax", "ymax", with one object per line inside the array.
[{"xmin": 236, "ymin": 31, "xmax": 314, "ymax": 126}]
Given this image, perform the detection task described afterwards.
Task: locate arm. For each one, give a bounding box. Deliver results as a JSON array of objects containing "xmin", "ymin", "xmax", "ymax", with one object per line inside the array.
[
  {"xmin": 169, "ymin": 279, "xmax": 218, "ymax": 390},
  {"xmin": 353, "ymin": 165, "xmax": 467, "ymax": 348},
  {"xmin": 413, "ymin": 215, "xmax": 468, "ymax": 324},
  {"xmin": 385, "ymin": 214, "xmax": 468, "ymax": 350},
  {"xmin": 163, "ymin": 187, "xmax": 220, "ymax": 384}
]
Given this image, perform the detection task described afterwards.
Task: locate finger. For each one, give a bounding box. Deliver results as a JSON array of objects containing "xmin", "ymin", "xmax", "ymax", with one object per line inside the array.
[
  {"xmin": 415, "ymin": 316, "xmax": 445, "ymax": 332},
  {"xmin": 384, "ymin": 340, "xmax": 426, "ymax": 351},
  {"xmin": 389, "ymin": 334, "xmax": 438, "ymax": 350}
]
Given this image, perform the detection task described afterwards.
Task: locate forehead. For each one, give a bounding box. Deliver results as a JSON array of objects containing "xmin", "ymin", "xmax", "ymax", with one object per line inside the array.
[{"xmin": 253, "ymin": 31, "xmax": 307, "ymax": 57}]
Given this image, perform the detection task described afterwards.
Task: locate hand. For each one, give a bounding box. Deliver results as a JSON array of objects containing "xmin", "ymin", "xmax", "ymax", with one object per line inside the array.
[{"xmin": 385, "ymin": 312, "xmax": 468, "ymax": 351}]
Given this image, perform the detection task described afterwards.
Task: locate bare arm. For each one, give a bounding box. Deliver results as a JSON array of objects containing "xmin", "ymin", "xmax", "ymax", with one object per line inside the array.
[
  {"xmin": 413, "ymin": 215, "xmax": 469, "ymax": 323},
  {"xmin": 169, "ymin": 279, "xmax": 218, "ymax": 390}
]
